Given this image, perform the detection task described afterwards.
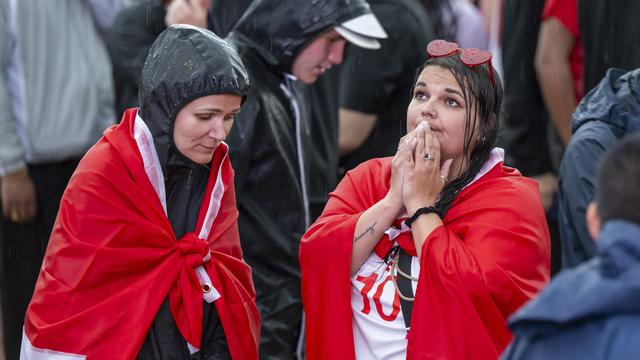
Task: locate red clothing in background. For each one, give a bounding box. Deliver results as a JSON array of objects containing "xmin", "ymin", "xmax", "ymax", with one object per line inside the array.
[{"xmin": 543, "ymin": 0, "xmax": 585, "ymax": 100}]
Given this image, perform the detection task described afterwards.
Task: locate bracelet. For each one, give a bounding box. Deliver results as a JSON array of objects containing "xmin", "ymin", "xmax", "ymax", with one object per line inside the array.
[{"xmin": 405, "ymin": 206, "xmax": 442, "ymax": 228}]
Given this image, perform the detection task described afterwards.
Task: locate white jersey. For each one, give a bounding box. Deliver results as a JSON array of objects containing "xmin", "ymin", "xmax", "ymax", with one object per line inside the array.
[{"xmin": 351, "ymin": 238, "xmax": 419, "ymax": 360}]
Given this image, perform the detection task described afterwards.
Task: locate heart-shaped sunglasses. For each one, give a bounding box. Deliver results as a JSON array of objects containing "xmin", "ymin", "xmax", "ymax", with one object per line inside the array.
[{"xmin": 426, "ymin": 39, "xmax": 495, "ymax": 86}]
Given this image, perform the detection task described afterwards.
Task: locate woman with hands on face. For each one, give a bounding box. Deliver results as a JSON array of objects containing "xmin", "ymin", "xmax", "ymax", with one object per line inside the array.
[{"xmin": 300, "ymin": 40, "xmax": 551, "ymax": 360}]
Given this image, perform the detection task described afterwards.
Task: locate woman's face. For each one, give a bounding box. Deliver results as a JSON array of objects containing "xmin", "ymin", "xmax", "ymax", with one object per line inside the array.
[
  {"xmin": 173, "ymin": 93, "xmax": 242, "ymax": 164},
  {"xmin": 407, "ymin": 65, "xmax": 480, "ymax": 167}
]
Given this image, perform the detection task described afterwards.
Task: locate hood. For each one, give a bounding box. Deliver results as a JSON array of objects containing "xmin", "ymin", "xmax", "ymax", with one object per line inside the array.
[
  {"xmin": 573, "ymin": 68, "xmax": 640, "ymax": 134},
  {"xmin": 138, "ymin": 24, "xmax": 250, "ymax": 171},
  {"xmin": 228, "ymin": 0, "xmax": 374, "ymax": 73},
  {"xmin": 509, "ymin": 220, "xmax": 640, "ymax": 337}
]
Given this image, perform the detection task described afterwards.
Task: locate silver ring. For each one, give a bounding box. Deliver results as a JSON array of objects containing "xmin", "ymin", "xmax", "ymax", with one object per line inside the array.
[
  {"xmin": 424, "ymin": 153, "xmax": 435, "ymax": 161},
  {"xmin": 440, "ymin": 175, "xmax": 448, "ymax": 183}
]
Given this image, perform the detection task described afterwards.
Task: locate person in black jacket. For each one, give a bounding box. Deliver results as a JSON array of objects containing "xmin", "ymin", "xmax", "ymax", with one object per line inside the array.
[{"xmin": 225, "ymin": 1, "xmax": 386, "ymax": 358}]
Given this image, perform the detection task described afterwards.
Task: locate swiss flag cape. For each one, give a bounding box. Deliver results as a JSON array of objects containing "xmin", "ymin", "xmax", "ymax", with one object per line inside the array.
[
  {"xmin": 23, "ymin": 109, "xmax": 260, "ymax": 359},
  {"xmin": 300, "ymin": 158, "xmax": 550, "ymax": 360}
]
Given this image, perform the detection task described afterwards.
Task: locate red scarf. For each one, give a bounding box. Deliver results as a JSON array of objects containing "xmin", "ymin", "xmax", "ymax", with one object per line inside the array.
[
  {"xmin": 23, "ymin": 109, "xmax": 259, "ymax": 359},
  {"xmin": 300, "ymin": 157, "xmax": 550, "ymax": 360}
]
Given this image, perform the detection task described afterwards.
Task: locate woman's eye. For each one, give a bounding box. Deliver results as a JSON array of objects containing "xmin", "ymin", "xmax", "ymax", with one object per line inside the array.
[
  {"xmin": 445, "ymin": 98, "xmax": 460, "ymax": 107},
  {"xmin": 197, "ymin": 114, "xmax": 212, "ymax": 121},
  {"xmin": 224, "ymin": 115, "xmax": 235, "ymax": 121},
  {"xmin": 414, "ymin": 90, "xmax": 427, "ymax": 100}
]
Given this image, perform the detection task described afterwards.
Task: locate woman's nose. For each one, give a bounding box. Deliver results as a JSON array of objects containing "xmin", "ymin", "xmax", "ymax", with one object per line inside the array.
[
  {"xmin": 208, "ymin": 120, "xmax": 226, "ymax": 140},
  {"xmin": 421, "ymin": 99, "xmax": 437, "ymax": 119}
]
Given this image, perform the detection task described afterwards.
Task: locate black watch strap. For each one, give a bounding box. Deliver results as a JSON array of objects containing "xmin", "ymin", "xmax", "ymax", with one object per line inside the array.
[{"xmin": 405, "ymin": 206, "xmax": 442, "ymax": 228}]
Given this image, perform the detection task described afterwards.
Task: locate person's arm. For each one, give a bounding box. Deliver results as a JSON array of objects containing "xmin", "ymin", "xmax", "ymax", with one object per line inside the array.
[
  {"xmin": 338, "ymin": 108, "xmax": 377, "ymax": 156},
  {"xmin": 0, "ymin": 4, "xmax": 36, "ymax": 223},
  {"xmin": 349, "ymin": 131, "xmax": 417, "ymax": 274},
  {"xmin": 349, "ymin": 192, "xmax": 400, "ymax": 275},
  {"xmin": 535, "ymin": 17, "xmax": 576, "ymax": 145}
]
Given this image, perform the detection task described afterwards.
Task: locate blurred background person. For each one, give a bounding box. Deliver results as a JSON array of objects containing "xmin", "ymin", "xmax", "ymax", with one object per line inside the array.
[
  {"xmin": 499, "ymin": 0, "xmax": 562, "ymax": 274},
  {"xmin": 224, "ymin": 0, "xmax": 387, "ymax": 358},
  {"xmin": 557, "ymin": 68, "xmax": 640, "ymax": 268},
  {"xmin": 0, "ymin": 1, "xmax": 120, "ymax": 358},
  {"xmin": 504, "ymin": 132, "xmax": 640, "ymax": 360},
  {"xmin": 557, "ymin": 0, "xmax": 640, "ymax": 268}
]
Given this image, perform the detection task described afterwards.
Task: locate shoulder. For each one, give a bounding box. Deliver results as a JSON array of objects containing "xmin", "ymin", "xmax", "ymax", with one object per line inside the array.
[
  {"xmin": 459, "ymin": 164, "xmax": 540, "ymax": 207},
  {"xmin": 560, "ymin": 122, "xmax": 617, "ymax": 178}
]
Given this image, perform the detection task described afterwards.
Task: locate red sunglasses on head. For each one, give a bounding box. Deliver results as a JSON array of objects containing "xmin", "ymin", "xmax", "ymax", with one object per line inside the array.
[{"xmin": 426, "ymin": 39, "xmax": 495, "ymax": 85}]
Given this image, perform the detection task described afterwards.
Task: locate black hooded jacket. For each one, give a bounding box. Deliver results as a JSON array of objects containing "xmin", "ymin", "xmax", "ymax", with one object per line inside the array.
[
  {"xmin": 224, "ymin": 0, "xmax": 376, "ymax": 357},
  {"xmin": 133, "ymin": 25, "xmax": 250, "ymax": 359}
]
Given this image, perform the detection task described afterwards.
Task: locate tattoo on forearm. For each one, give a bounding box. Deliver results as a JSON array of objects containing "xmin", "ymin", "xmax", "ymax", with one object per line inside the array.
[{"xmin": 354, "ymin": 222, "xmax": 377, "ymax": 243}]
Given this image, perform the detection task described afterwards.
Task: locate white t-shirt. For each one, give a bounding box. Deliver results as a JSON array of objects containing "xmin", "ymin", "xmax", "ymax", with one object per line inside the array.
[{"xmin": 351, "ymin": 235, "xmax": 419, "ymax": 360}]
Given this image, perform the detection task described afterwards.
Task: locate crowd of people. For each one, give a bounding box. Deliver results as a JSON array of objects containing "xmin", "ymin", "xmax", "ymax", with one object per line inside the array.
[{"xmin": 0, "ymin": 0, "xmax": 638, "ymax": 359}]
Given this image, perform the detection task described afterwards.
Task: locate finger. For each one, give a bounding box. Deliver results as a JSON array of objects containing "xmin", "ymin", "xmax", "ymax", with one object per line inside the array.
[
  {"xmin": 415, "ymin": 123, "xmax": 425, "ymax": 163},
  {"xmin": 430, "ymin": 131, "xmax": 442, "ymax": 165},
  {"xmin": 403, "ymin": 138, "xmax": 414, "ymax": 168}
]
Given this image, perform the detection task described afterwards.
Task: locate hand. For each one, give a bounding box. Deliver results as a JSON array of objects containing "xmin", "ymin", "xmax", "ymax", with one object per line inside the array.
[
  {"xmin": 1, "ymin": 168, "xmax": 37, "ymax": 223},
  {"xmin": 165, "ymin": 0, "xmax": 211, "ymax": 29},
  {"xmin": 402, "ymin": 121, "xmax": 453, "ymax": 214},
  {"xmin": 386, "ymin": 131, "xmax": 417, "ymax": 212}
]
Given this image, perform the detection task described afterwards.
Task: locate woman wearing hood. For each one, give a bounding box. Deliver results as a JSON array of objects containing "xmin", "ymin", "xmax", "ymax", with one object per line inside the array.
[{"xmin": 21, "ymin": 25, "xmax": 259, "ymax": 359}]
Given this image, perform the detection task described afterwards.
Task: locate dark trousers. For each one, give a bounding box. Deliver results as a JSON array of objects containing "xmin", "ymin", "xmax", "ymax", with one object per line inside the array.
[{"xmin": 0, "ymin": 159, "xmax": 79, "ymax": 359}]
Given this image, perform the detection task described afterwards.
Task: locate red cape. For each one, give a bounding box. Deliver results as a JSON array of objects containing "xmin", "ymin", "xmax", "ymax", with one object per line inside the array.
[
  {"xmin": 24, "ymin": 109, "xmax": 260, "ymax": 359},
  {"xmin": 300, "ymin": 158, "xmax": 550, "ymax": 360}
]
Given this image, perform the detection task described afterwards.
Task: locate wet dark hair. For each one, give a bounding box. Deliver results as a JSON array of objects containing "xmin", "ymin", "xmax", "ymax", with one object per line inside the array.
[
  {"xmin": 595, "ymin": 133, "xmax": 640, "ymax": 225},
  {"xmin": 410, "ymin": 55, "xmax": 503, "ymax": 215}
]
